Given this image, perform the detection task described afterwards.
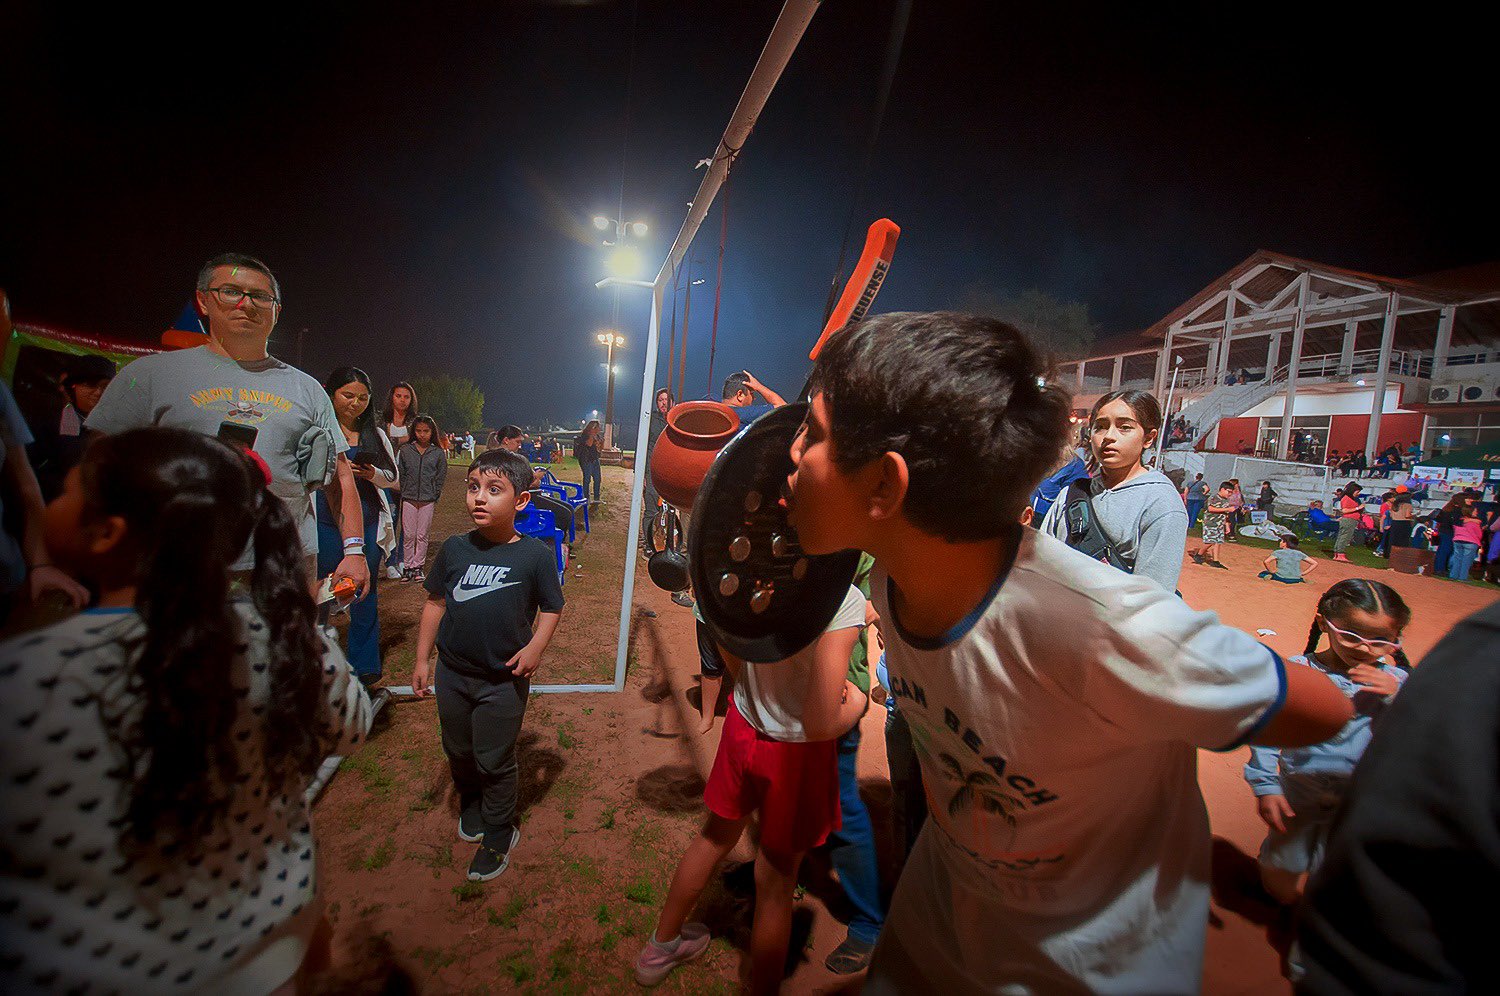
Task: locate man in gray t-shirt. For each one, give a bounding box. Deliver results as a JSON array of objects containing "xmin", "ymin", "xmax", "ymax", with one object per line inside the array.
[{"xmin": 87, "ymin": 253, "xmax": 368, "ymax": 587}]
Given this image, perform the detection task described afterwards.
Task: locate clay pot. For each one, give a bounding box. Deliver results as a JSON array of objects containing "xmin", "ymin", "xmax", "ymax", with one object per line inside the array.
[{"xmin": 650, "ymin": 401, "xmax": 741, "ymax": 510}]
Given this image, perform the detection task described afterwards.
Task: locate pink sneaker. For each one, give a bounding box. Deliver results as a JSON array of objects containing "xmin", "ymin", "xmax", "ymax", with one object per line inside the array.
[{"xmin": 634, "ymin": 924, "xmax": 711, "ymax": 986}]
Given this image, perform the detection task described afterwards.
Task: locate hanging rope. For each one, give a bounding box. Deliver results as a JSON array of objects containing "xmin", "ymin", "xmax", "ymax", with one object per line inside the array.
[
  {"xmin": 820, "ymin": 0, "xmax": 912, "ymax": 326},
  {"xmin": 705, "ymin": 152, "xmax": 736, "ymax": 397}
]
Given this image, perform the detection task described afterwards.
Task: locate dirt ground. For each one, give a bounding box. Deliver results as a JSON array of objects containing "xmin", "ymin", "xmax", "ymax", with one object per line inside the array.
[{"xmin": 312, "ymin": 464, "xmax": 1499, "ymax": 994}]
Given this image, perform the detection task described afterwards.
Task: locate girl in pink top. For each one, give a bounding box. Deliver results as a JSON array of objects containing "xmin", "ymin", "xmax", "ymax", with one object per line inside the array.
[{"xmin": 1449, "ymin": 510, "xmax": 1484, "ymax": 581}]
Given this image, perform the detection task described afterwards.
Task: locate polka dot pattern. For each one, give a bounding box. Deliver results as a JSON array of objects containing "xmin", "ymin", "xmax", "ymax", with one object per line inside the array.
[{"xmin": 0, "ymin": 605, "xmax": 372, "ymax": 992}]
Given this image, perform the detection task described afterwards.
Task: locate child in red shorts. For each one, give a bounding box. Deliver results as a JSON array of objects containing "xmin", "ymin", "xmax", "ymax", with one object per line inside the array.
[{"xmin": 635, "ymin": 585, "xmax": 867, "ymax": 992}]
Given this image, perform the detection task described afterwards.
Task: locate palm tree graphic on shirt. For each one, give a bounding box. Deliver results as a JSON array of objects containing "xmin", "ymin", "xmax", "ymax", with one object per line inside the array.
[{"xmin": 937, "ymin": 752, "xmax": 1027, "ymax": 850}]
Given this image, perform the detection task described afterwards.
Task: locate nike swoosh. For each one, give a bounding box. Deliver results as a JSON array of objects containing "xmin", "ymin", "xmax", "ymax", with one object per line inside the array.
[{"xmin": 452, "ymin": 581, "xmax": 521, "ymax": 603}]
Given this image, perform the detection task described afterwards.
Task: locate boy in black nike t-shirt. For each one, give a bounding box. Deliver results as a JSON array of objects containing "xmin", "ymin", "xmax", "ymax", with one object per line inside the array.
[{"xmin": 413, "ymin": 449, "xmax": 564, "ymax": 882}]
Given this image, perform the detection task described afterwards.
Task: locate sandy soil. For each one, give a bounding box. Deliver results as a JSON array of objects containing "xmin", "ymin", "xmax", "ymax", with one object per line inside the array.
[{"xmin": 311, "ymin": 467, "xmax": 1499, "ymax": 994}]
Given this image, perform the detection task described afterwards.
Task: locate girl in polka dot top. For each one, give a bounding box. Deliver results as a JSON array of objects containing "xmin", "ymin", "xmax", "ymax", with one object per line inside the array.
[{"xmin": 0, "ymin": 428, "xmax": 372, "ymax": 994}]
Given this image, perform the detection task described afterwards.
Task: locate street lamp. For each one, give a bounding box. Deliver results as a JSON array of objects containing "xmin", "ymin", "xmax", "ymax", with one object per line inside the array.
[{"xmin": 597, "ymin": 330, "xmax": 626, "ymax": 449}]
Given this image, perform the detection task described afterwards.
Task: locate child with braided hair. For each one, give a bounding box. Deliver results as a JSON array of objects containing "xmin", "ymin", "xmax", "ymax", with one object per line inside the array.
[{"xmin": 1244, "ymin": 579, "xmax": 1412, "ymax": 908}]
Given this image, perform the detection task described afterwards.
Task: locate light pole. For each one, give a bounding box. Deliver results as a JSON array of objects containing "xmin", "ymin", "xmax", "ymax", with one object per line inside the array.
[{"xmin": 597, "ymin": 330, "xmax": 625, "ymax": 449}]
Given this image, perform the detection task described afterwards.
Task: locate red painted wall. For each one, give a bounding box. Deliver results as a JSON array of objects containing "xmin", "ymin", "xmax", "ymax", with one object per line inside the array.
[
  {"xmin": 1214, "ymin": 416, "xmax": 1259, "ymax": 454},
  {"xmin": 1325, "ymin": 412, "xmax": 1424, "ymax": 455}
]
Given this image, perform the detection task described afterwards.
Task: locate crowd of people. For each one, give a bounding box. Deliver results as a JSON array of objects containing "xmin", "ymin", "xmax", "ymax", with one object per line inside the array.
[{"xmin": 1, "ymin": 260, "xmax": 1496, "ymax": 994}]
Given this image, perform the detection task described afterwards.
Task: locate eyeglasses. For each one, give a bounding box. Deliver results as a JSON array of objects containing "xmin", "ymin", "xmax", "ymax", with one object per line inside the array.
[
  {"xmin": 205, "ymin": 285, "xmax": 279, "ymax": 309},
  {"xmin": 1324, "ymin": 620, "xmax": 1402, "ymax": 655}
]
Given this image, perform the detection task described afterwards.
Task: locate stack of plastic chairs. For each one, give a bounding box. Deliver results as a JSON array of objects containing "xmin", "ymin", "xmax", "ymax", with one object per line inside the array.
[
  {"xmin": 514, "ymin": 505, "xmax": 566, "ymax": 584},
  {"xmin": 541, "ymin": 470, "xmax": 589, "ymax": 535}
]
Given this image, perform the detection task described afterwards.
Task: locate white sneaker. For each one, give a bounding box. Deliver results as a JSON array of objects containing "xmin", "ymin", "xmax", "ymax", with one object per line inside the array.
[{"xmin": 385, "ymin": 565, "xmax": 404, "ymax": 580}]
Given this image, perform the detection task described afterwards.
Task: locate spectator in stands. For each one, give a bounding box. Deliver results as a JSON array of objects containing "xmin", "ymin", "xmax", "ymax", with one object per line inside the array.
[
  {"xmin": 30, "ymin": 354, "xmax": 116, "ymax": 501},
  {"xmin": 1405, "ymin": 441, "xmax": 1423, "ymax": 467}
]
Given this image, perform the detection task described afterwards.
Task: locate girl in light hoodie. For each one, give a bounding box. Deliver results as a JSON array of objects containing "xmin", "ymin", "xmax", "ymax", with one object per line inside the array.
[{"xmin": 1042, "ymin": 390, "xmax": 1190, "ymax": 592}]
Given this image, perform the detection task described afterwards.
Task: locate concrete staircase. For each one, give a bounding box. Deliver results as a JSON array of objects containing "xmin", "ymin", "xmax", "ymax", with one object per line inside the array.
[{"xmin": 1174, "ymin": 377, "xmax": 1287, "ymax": 448}]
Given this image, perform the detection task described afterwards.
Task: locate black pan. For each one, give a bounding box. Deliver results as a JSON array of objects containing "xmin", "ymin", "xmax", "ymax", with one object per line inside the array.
[{"xmin": 688, "ymin": 403, "xmax": 860, "ymax": 663}]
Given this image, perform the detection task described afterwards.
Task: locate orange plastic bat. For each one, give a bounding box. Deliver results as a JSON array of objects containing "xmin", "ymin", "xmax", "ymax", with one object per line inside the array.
[{"xmin": 808, "ymin": 218, "xmax": 900, "ymax": 361}]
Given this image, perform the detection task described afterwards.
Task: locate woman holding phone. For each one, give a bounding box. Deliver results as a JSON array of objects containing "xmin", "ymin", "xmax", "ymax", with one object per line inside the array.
[{"xmin": 315, "ymin": 367, "xmax": 398, "ymax": 684}]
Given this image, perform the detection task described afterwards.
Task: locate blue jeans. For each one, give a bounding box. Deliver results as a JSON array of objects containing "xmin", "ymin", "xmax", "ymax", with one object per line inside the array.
[
  {"xmin": 1449, "ymin": 541, "xmax": 1479, "ymax": 581},
  {"xmin": 580, "ymin": 460, "xmax": 602, "ymax": 503},
  {"xmin": 1185, "ymin": 499, "xmax": 1204, "ymax": 526},
  {"xmin": 1434, "ymin": 534, "xmax": 1454, "ymax": 574},
  {"xmin": 825, "ymin": 723, "xmax": 885, "ymax": 944},
  {"xmin": 315, "ymin": 494, "xmax": 384, "ymax": 681}
]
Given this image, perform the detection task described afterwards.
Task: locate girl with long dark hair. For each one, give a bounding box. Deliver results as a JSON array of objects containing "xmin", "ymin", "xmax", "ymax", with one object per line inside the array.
[
  {"xmin": 1041, "ymin": 389, "xmax": 1188, "ymax": 592},
  {"xmin": 1244, "ymin": 579, "xmax": 1409, "ymax": 909},
  {"xmin": 315, "ymin": 366, "xmax": 398, "ymax": 683},
  {"xmin": 0, "ymin": 428, "xmax": 371, "ymax": 993},
  {"xmin": 380, "ymin": 381, "xmax": 419, "ymax": 579},
  {"xmin": 575, "ymin": 420, "xmax": 603, "ymax": 505},
  {"xmin": 396, "ymin": 414, "xmax": 446, "ymax": 582}
]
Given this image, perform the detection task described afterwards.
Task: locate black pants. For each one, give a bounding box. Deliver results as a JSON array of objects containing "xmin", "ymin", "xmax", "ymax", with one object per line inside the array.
[{"xmin": 436, "ymin": 663, "xmax": 530, "ymax": 836}]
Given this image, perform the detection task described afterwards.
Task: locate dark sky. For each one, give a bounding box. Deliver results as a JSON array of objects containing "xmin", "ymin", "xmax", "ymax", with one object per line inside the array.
[{"xmin": 4, "ymin": 2, "xmax": 1495, "ymax": 426}]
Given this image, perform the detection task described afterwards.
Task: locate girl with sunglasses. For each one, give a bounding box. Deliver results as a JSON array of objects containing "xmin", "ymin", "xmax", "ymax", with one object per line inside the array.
[{"xmin": 1243, "ymin": 579, "xmax": 1412, "ymax": 910}]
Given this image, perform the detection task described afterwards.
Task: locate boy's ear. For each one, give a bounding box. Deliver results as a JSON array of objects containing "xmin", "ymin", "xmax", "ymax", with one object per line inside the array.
[
  {"xmin": 868, "ymin": 451, "xmax": 910, "ymax": 522},
  {"xmin": 87, "ymin": 515, "xmax": 129, "ymax": 557},
  {"xmin": 514, "ymin": 489, "xmax": 531, "ymax": 512}
]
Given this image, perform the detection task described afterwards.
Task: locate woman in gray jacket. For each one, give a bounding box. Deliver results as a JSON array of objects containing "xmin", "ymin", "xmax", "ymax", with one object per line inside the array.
[{"xmin": 396, "ymin": 415, "xmax": 447, "ymax": 581}]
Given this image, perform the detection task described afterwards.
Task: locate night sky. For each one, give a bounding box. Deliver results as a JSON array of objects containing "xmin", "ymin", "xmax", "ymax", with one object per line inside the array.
[{"xmin": 4, "ymin": 2, "xmax": 1495, "ymax": 427}]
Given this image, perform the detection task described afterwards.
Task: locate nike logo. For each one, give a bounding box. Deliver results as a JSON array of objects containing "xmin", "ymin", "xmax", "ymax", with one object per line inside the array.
[{"xmin": 452, "ymin": 581, "xmax": 520, "ymax": 603}]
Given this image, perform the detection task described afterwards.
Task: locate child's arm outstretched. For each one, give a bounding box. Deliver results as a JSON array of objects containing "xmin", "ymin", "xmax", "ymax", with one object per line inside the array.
[
  {"xmin": 1244, "ymin": 746, "xmax": 1294, "ymax": 833},
  {"xmin": 412, "ymin": 594, "xmax": 445, "ymax": 696},
  {"xmin": 507, "ymin": 611, "xmax": 561, "ymax": 678}
]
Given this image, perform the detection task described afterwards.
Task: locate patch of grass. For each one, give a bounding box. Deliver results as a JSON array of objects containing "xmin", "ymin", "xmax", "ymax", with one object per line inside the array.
[
  {"xmin": 412, "ymin": 843, "xmax": 454, "ymax": 879},
  {"xmin": 362, "ymin": 836, "xmax": 395, "ymax": 871},
  {"xmin": 598, "ymin": 805, "xmax": 617, "ymax": 830},
  {"xmin": 582, "ymin": 706, "xmax": 593, "ymax": 716},
  {"xmin": 561, "ymin": 855, "xmax": 599, "ymax": 885},
  {"xmin": 340, "ymin": 753, "xmax": 396, "ymax": 797},
  {"xmin": 563, "ymin": 805, "xmax": 576, "ymax": 821},
  {"xmin": 594, "ymin": 903, "xmax": 612, "ymax": 925},
  {"xmin": 409, "ymin": 783, "xmax": 440, "ymax": 814},
  {"xmin": 548, "ymin": 939, "xmax": 579, "ymax": 982},
  {"xmin": 489, "ymin": 892, "xmax": 527, "ymax": 929},
  {"xmin": 624, "ymin": 877, "xmax": 658, "ymax": 905},
  {"xmin": 500, "ymin": 951, "xmax": 534, "ymax": 985},
  {"xmin": 399, "ymin": 748, "xmax": 419, "ymax": 761},
  {"xmin": 557, "ymin": 722, "xmax": 578, "ymax": 750},
  {"xmin": 600, "ymin": 929, "xmax": 618, "ymax": 953},
  {"xmin": 452, "ymin": 881, "xmax": 484, "ymax": 903},
  {"xmin": 411, "ymin": 946, "xmax": 457, "ymax": 971},
  {"xmin": 354, "ymin": 900, "xmax": 384, "ymax": 919}
]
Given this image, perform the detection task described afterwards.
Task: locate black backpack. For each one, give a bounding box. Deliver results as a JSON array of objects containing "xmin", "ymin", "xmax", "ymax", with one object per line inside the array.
[{"xmin": 1061, "ymin": 480, "xmax": 1134, "ymax": 574}]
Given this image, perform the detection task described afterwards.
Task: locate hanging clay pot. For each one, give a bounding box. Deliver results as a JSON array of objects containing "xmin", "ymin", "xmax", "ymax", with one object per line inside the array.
[{"xmin": 650, "ymin": 401, "xmax": 741, "ymax": 510}]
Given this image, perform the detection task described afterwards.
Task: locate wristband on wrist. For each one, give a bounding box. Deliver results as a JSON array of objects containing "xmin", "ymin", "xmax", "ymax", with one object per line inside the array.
[
  {"xmin": 342, "ymin": 536, "xmax": 364, "ymax": 549},
  {"xmin": 341, "ymin": 546, "xmax": 365, "ymax": 557}
]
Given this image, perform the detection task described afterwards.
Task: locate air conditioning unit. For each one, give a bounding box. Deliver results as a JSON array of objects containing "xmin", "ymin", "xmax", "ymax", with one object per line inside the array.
[
  {"xmin": 1427, "ymin": 383, "xmax": 1460, "ymax": 404},
  {"xmin": 1459, "ymin": 382, "xmax": 1488, "ymax": 403}
]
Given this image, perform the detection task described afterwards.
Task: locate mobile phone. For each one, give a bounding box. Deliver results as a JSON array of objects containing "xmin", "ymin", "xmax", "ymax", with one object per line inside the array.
[
  {"xmin": 218, "ymin": 421, "xmax": 259, "ymax": 450},
  {"xmin": 351, "ymin": 452, "xmax": 379, "ymax": 467}
]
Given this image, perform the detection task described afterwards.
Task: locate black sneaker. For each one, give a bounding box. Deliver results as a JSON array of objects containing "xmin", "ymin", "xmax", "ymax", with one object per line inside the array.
[
  {"xmin": 458, "ymin": 806, "xmax": 485, "ymax": 843},
  {"xmin": 467, "ymin": 827, "xmax": 520, "ymax": 882},
  {"xmin": 824, "ymin": 933, "xmax": 876, "ymax": 974}
]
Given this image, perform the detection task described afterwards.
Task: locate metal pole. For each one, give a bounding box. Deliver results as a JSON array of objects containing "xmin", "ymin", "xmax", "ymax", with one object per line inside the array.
[
  {"xmin": 603, "ymin": 336, "xmax": 617, "ymax": 449},
  {"xmin": 1156, "ymin": 362, "xmax": 1180, "ymax": 465}
]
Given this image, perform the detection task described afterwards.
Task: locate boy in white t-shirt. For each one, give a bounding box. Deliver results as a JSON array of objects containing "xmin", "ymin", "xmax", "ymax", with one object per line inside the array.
[
  {"xmin": 634, "ymin": 585, "xmax": 867, "ymax": 992},
  {"xmin": 784, "ymin": 311, "xmax": 1355, "ymax": 994}
]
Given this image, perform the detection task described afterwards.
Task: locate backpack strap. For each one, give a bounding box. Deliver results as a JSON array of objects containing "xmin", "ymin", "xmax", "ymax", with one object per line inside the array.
[{"xmin": 1061, "ymin": 480, "xmax": 1134, "ymax": 574}]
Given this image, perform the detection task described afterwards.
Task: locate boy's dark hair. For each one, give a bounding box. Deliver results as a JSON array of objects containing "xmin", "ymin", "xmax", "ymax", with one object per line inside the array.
[
  {"xmin": 810, "ymin": 311, "xmax": 1071, "ymax": 539},
  {"xmin": 1281, "ymin": 534, "xmax": 1300, "ymax": 548},
  {"xmin": 722, "ymin": 371, "xmax": 751, "ymax": 400},
  {"xmin": 1218, "ymin": 481, "xmax": 1235, "ymax": 491},
  {"xmin": 498, "ymin": 424, "xmax": 523, "ymax": 442},
  {"xmin": 470, "ymin": 447, "xmax": 532, "ymax": 497}
]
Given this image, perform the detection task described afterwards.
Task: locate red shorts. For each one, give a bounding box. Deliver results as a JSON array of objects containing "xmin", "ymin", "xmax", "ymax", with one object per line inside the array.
[{"xmin": 703, "ymin": 699, "xmax": 841, "ymax": 854}]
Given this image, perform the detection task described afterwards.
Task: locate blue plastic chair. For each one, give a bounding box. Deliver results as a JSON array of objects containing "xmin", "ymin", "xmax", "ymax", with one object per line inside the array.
[
  {"xmin": 542, "ymin": 470, "xmax": 589, "ymax": 535},
  {"xmin": 535, "ymin": 483, "xmax": 577, "ymax": 543},
  {"xmin": 514, "ymin": 506, "xmax": 566, "ymax": 584}
]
